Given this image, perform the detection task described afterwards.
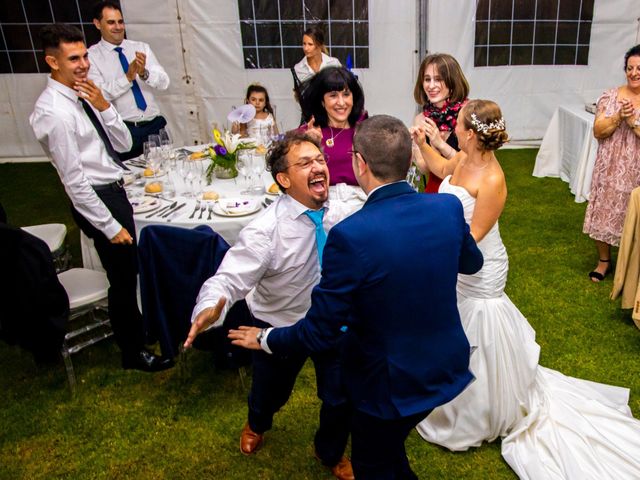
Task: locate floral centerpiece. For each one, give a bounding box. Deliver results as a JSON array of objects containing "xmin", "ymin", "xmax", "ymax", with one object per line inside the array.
[{"xmin": 205, "ymin": 127, "xmax": 255, "ymax": 182}]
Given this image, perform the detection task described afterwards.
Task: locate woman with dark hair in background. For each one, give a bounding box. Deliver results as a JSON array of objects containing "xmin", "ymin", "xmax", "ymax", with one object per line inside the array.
[
  {"xmin": 583, "ymin": 44, "xmax": 640, "ymax": 282},
  {"xmin": 412, "ymin": 53, "xmax": 469, "ymax": 193},
  {"xmin": 298, "ymin": 66, "xmax": 366, "ymax": 189},
  {"xmin": 294, "ymin": 26, "xmax": 341, "ymax": 83}
]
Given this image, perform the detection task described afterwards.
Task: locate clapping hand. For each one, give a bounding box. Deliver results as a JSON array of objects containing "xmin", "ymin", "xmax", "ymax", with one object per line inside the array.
[
  {"xmin": 409, "ymin": 123, "xmax": 427, "ymax": 148},
  {"xmin": 620, "ymin": 98, "xmax": 636, "ymax": 127},
  {"xmin": 305, "ymin": 116, "xmax": 323, "ymax": 143},
  {"xmin": 183, "ymin": 297, "xmax": 226, "ymax": 349},
  {"xmin": 74, "ymin": 79, "xmax": 110, "ymax": 111}
]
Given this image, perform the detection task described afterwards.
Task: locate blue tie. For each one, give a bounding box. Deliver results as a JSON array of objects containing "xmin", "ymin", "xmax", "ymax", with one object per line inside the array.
[
  {"xmin": 114, "ymin": 47, "xmax": 147, "ymax": 111},
  {"xmin": 304, "ymin": 209, "xmax": 327, "ymax": 265}
]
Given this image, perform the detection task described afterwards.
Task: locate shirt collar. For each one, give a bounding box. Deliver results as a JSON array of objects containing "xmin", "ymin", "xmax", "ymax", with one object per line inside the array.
[
  {"xmin": 100, "ymin": 38, "xmax": 123, "ymax": 50},
  {"xmin": 282, "ymin": 193, "xmax": 328, "ymax": 219},
  {"xmin": 47, "ymin": 76, "xmax": 80, "ymax": 103}
]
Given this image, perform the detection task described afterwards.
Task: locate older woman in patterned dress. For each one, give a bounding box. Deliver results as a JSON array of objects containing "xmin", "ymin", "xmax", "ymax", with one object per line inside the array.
[{"xmin": 583, "ymin": 44, "xmax": 640, "ymax": 282}]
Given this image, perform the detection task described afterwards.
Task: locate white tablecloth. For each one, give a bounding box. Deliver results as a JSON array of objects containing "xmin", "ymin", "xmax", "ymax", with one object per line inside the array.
[
  {"xmin": 533, "ymin": 104, "xmax": 598, "ymax": 203},
  {"xmin": 80, "ymin": 164, "xmax": 365, "ymax": 269}
]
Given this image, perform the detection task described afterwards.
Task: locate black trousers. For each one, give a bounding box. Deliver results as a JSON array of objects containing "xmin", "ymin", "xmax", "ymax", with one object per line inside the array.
[
  {"xmin": 248, "ymin": 317, "xmax": 350, "ymax": 467},
  {"xmin": 350, "ymin": 408, "xmax": 433, "ymax": 480},
  {"xmin": 120, "ymin": 115, "xmax": 167, "ymax": 161},
  {"xmin": 71, "ymin": 184, "xmax": 145, "ymax": 356}
]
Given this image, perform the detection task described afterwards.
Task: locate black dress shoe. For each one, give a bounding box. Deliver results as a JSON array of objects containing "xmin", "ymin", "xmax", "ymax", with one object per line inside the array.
[{"xmin": 122, "ymin": 350, "xmax": 174, "ymax": 372}]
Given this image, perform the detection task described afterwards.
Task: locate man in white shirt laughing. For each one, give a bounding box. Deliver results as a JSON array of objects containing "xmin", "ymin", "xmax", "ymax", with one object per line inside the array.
[
  {"xmin": 88, "ymin": 1, "xmax": 170, "ymax": 160},
  {"xmin": 184, "ymin": 132, "xmax": 355, "ymax": 480},
  {"xmin": 30, "ymin": 24, "xmax": 172, "ymax": 373}
]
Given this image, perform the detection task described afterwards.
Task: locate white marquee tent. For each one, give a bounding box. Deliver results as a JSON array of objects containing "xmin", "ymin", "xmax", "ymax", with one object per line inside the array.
[{"xmin": 1, "ymin": 0, "xmax": 639, "ymax": 161}]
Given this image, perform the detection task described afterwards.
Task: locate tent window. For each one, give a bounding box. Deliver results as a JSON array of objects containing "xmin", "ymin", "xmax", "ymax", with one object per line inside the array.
[
  {"xmin": 474, "ymin": 0, "xmax": 593, "ymax": 67},
  {"xmin": 238, "ymin": 0, "xmax": 369, "ymax": 69},
  {"xmin": 0, "ymin": 0, "xmax": 100, "ymax": 74}
]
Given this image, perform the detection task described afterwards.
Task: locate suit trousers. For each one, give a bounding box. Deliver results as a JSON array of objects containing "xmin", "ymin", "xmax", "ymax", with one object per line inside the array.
[
  {"xmin": 248, "ymin": 317, "xmax": 350, "ymax": 467},
  {"xmin": 121, "ymin": 115, "xmax": 167, "ymax": 161},
  {"xmin": 71, "ymin": 184, "xmax": 145, "ymax": 356},
  {"xmin": 350, "ymin": 408, "xmax": 433, "ymax": 480}
]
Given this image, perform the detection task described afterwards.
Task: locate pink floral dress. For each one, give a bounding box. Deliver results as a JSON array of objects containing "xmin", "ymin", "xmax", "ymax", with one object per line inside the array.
[{"xmin": 583, "ymin": 88, "xmax": 640, "ymax": 246}]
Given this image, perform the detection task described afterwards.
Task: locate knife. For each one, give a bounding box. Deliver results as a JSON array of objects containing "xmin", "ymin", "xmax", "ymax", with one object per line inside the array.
[
  {"xmin": 146, "ymin": 200, "xmax": 176, "ymax": 218},
  {"xmin": 161, "ymin": 202, "xmax": 186, "ymax": 218}
]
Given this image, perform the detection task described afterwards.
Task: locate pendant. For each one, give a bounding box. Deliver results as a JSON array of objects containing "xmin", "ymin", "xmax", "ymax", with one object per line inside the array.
[{"xmin": 325, "ymin": 138, "xmax": 335, "ymax": 147}]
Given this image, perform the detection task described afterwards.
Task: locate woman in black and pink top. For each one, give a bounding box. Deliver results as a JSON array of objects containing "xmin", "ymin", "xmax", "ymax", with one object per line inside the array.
[{"xmin": 412, "ymin": 54, "xmax": 469, "ymax": 193}]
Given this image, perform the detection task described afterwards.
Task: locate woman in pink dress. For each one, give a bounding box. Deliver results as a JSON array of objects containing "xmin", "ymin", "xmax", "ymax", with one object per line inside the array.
[{"xmin": 583, "ymin": 44, "xmax": 640, "ymax": 281}]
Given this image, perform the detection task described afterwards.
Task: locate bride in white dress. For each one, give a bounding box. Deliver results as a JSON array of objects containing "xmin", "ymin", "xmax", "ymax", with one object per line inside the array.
[{"xmin": 411, "ymin": 100, "xmax": 640, "ymax": 479}]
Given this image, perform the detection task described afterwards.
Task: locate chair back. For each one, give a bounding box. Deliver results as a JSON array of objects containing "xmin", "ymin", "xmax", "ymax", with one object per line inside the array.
[{"xmin": 138, "ymin": 224, "xmax": 250, "ymax": 366}]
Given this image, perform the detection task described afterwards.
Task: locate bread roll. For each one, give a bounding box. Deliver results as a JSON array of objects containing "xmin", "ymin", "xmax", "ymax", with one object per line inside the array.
[
  {"xmin": 202, "ymin": 191, "xmax": 219, "ymax": 200},
  {"xmin": 144, "ymin": 182, "xmax": 163, "ymax": 194},
  {"xmin": 268, "ymin": 183, "xmax": 280, "ymax": 194}
]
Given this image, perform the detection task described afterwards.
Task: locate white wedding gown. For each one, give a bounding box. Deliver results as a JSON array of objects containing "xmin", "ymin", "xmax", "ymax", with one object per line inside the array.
[{"xmin": 416, "ymin": 176, "xmax": 640, "ymax": 479}]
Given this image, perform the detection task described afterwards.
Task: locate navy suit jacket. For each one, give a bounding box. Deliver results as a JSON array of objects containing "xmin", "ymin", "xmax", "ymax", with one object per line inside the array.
[{"xmin": 267, "ymin": 181, "xmax": 483, "ymax": 420}]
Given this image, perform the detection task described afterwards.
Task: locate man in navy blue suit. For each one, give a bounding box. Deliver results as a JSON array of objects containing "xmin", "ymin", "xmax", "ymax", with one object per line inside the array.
[{"xmin": 229, "ymin": 115, "xmax": 484, "ymax": 479}]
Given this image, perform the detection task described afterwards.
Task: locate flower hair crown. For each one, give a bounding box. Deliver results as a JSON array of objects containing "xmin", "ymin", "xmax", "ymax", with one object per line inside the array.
[{"xmin": 470, "ymin": 113, "xmax": 505, "ymax": 134}]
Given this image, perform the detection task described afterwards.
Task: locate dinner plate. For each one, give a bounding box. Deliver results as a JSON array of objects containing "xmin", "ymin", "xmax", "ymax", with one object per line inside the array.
[
  {"xmin": 131, "ymin": 197, "xmax": 161, "ymax": 214},
  {"xmin": 213, "ymin": 198, "xmax": 261, "ymax": 217}
]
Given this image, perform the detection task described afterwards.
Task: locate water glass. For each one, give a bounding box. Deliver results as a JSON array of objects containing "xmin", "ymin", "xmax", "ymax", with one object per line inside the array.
[{"xmin": 249, "ymin": 152, "xmax": 266, "ymax": 195}]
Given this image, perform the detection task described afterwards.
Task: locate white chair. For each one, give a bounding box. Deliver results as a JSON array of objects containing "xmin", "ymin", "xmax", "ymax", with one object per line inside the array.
[
  {"xmin": 57, "ymin": 268, "xmax": 112, "ymax": 394},
  {"xmin": 22, "ymin": 223, "xmax": 71, "ymax": 272}
]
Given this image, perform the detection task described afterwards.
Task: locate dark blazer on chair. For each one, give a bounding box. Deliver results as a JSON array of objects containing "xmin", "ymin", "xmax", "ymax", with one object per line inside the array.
[{"xmin": 267, "ymin": 181, "xmax": 483, "ymax": 420}]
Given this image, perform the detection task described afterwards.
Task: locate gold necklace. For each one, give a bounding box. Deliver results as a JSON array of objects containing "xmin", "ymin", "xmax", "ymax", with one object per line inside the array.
[{"xmin": 325, "ymin": 126, "xmax": 346, "ymax": 148}]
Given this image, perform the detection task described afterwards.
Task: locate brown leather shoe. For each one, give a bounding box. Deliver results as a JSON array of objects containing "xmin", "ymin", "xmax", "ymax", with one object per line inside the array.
[
  {"xmin": 329, "ymin": 456, "xmax": 355, "ymax": 480},
  {"xmin": 239, "ymin": 423, "xmax": 264, "ymax": 455}
]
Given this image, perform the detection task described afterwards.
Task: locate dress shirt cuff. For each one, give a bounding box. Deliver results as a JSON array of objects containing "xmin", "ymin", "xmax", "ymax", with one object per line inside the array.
[
  {"xmin": 99, "ymin": 104, "xmax": 119, "ymax": 123},
  {"xmin": 103, "ymin": 219, "xmax": 124, "ymax": 240},
  {"xmin": 261, "ymin": 328, "xmax": 274, "ymax": 354}
]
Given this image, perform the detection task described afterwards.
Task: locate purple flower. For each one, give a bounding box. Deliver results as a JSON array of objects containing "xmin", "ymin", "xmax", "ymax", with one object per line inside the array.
[{"xmin": 214, "ymin": 145, "xmax": 227, "ymax": 156}]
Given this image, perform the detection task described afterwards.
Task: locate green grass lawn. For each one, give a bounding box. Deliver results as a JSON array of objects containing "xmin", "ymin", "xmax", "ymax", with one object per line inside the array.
[{"xmin": 0, "ymin": 149, "xmax": 638, "ymax": 479}]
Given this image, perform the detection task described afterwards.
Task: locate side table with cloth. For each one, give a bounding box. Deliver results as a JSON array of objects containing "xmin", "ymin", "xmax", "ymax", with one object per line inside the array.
[
  {"xmin": 611, "ymin": 187, "xmax": 640, "ymax": 328},
  {"xmin": 138, "ymin": 224, "xmax": 250, "ymax": 365},
  {"xmin": 533, "ymin": 105, "xmax": 598, "ymax": 203}
]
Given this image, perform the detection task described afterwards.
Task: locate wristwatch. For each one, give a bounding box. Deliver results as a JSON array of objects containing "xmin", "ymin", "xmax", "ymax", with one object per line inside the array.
[
  {"xmin": 256, "ymin": 328, "xmax": 267, "ymax": 346},
  {"xmin": 140, "ymin": 69, "xmax": 149, "ymax": 81}
]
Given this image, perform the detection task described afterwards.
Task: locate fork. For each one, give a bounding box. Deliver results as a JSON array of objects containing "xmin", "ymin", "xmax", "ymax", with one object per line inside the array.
[
  {"xmin": 207, "ymin": 202, "xmax": 214, "ymax": 220},
  {"xmin": 188, "ymin": 200, "xmax": 201, "ymax": 219},
  {"xmin": 198, "ymin": 202, "xmax": 207, "ymax": 219}
]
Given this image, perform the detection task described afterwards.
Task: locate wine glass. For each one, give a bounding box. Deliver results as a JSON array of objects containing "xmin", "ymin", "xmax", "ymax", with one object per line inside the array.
[{"xmin": 236, "ymin": 150, "xmax": 252, "ymax": 195}]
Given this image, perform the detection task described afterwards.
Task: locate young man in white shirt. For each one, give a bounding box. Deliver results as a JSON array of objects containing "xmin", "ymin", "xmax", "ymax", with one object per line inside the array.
[
  {"xmin": 88, "ymin": 1, "xmax": 170, "ymax": 160},
  {"xmin": 184, "ymin": 133, "xmax": 354, "ymax": 480},
  {"xmin": 30, "ymin": 24, "xmax": 172, "ymax": 373}
]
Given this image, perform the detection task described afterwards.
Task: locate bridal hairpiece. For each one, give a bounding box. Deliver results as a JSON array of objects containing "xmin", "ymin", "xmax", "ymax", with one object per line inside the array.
[{"xmin": 470, "ymin": 113, "xmax": 505, "ymax": 134}]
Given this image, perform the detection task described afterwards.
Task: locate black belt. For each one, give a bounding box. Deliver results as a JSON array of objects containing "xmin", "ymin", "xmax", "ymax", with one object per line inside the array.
[
  {"xmin": 125, "ymin": 118, "xmax": 157, "ymax": 127},
  {"xmin": 92, "ymin": 178, "xmax": 125, "ymax": 192}
]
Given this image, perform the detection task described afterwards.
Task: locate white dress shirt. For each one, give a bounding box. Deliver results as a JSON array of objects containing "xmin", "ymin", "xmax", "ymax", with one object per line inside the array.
[
  {"xmin": 294, "ymin": 53, "xmax": 342, "ymax": 82},
  {"xmin": 191, "ymin": 194, "xmax": 352, "ymax": 328},
  {"xmin": 88, "ymin": 38, "xmax": 169, "ymax": 122},
  {"xmin": 30, "ymin": 77, "xmax": 132, "ymax": 239}
]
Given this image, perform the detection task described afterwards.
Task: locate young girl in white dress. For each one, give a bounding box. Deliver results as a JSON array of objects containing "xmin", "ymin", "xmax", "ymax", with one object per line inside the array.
[
  {"xmin": 411, "ymin": 99, "xmax": 640, "ymax": 480},
  {"xmin": 233, "ymin": 84, "xmax": 278, "ymax": 144}
]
